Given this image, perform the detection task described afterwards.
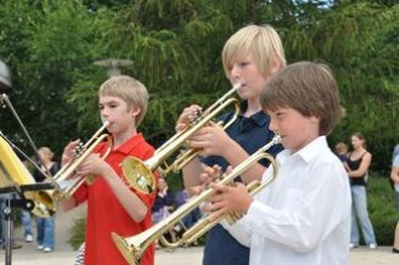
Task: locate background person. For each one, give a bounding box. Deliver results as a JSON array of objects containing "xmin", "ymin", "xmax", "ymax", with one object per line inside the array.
[
  {"xmin": 347, "ymin": 132, "xmax": 377, "ymax": 249},
  {"xmin": 33, "ymin": 146, "xmax": 60, "ymax": 253},
  {"xmin": 390, "ymin": 146, "xmax": 399, "ymax": 253}
]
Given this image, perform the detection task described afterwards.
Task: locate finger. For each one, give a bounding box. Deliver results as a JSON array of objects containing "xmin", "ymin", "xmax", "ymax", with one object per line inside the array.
[
  {"xmin": 226, "ymin": 165, "xmax": 233, "ymax": 174},
  {"xmin": 208, "ymin": 207, "xmax": 227, "ymax": 222},
  {"xmin": 213, "ymin": 164, "xmax": 222, "ymax": 171},
  {"xmin": 210, "ymin": 183, "xmax": 230, "ymax": 193},
  {"xmin": 203, "ymin": 166, "xmax": 215, "ymax": 175}
]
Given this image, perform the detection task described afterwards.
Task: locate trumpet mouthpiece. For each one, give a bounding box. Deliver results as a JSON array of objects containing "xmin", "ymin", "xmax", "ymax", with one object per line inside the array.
[
  {"xmin": 233, "ymin": 83, "xmax": 242, "ymax": 90},
  {"xmin": 101, "ymin": 119, "xmax": 110, "ymax": 127}
]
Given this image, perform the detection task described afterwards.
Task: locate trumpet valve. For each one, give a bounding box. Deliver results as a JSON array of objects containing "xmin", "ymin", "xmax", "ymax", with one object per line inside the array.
[{"xmin": 73, "ymin": 142, "xmax": 86, "ymax": 157}]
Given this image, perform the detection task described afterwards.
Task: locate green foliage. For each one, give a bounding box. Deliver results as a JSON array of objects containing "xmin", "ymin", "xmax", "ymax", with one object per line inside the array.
[
  {"xmin": 366, "ymin": 173, "xmax": 397, "ymax": 245},
  {"xmin": 68, "ymin": 216, "xmax": 86, "ymax": 250}
]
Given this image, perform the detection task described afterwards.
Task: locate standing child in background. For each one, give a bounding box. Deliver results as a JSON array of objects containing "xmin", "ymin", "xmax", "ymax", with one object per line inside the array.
[
  {"xmin": 33, "ymin": 146, "xmax": 60, "ymax": 253},
  {"xmin": 175, "ymin": 24, "xmax": 285, "ymax": 265},
  {"xmin": 335, "ymin": 142, "xmax": 349, "ymax": 163},
  {"xmin": 210, "ymin": 62, "xmax": 351, "ymax": 265},
  {"xmin": 61, "ymin": 75, "xmax": 157, "ymax": 265}
]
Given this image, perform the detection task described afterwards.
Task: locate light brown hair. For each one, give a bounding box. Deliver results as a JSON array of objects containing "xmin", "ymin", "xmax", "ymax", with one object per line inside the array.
[
  {"xmin": 98, "ymin": 75, "xmax": 149, "ymax": 126},
  {"xmin": 335, "ymin": 142, "xmax": 348, "ymax": 154},
  {"xmin": 260, "ymin": 61, "xmax": 343, "ymax": 135},
  {"xmin": 222, "ymin": 24, "xmax": 286, "ymax": 78}
]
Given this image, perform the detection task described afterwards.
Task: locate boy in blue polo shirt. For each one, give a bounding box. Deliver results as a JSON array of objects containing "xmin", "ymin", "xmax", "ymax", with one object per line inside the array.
[{"xmin": 176, "ymin": 24, "xmax": 285, "ymax": 265}]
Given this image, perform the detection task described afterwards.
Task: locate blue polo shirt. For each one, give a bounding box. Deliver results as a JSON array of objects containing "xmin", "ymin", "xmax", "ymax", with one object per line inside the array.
[{"xmin": 201, "ymin": 101, "xmax": 283, "ymax": 265}]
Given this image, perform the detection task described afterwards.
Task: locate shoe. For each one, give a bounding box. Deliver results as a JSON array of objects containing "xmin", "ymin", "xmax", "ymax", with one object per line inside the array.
[
  {"xmin": 43, "ymin": 247, "xmax": 52, "ymax": 253},
  {"xmin": 37, "ymin": 245, "xmax": 44, "ymax": 250},
  {"xmin": 25, "ymin": 234, "xmax": 33, "ymax": 243},
  {"xmin": 368, "ymin": 243, "xmax": 377, "ymax": 249},
  {"xmin": 349, "ymin": 243, "xmax": 358, "ymax": 249},
  {"xmin": 392, "ymin": 248, "xmax": 399, "ymax": 253}
]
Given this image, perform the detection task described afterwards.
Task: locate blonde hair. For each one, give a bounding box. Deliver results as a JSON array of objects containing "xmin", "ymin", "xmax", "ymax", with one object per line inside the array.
[
  {"xmin": 38, "ymin": 147, "xmax": 54, "ymax": 160},
  {"xmin": 98, "ymin": 75, "xmax": 149, "ymax": 126},
  {"xmin": 222, "ymin": 24, "xmax": 286, "ymax": 78},
  {"xmin": 261, "ymin": 61, "xmax": 343, "ymax": 136}
]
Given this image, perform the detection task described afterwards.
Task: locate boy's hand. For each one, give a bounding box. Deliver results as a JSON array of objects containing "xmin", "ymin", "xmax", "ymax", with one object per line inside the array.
[
  {"xmin": 199, "ymin": 164, "xmax": 223, "ymax": 184},
  {"xmin": 76, "ymin": 153, "xmax": 109, "ymax": 177},
  {"xmin": 188, "ymin": 122, "xmax": 233, "ymax": 157},
  {"xmin": 209, "ymin": 182, "xmax": 252, "ymax": 221},
  {"xmin": 61, "ymin": 139, "xmax": 81, "ymax": 166},
  {"xmin": 175, "ymin": 104, "xmax": 202, "ymax": 132}
]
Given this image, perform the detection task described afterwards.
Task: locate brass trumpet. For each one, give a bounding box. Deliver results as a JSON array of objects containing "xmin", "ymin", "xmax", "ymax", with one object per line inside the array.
[
  {"xmin": 112, "ymin": 135, "xmax": 281, "ymax": 265},
  {"xmin": 37, "ymin": 121, "xmax": 111, "ymax": 202},
  {"xmin": 121, "ymin": 84, "xmax": 241, "ymax": 195}
]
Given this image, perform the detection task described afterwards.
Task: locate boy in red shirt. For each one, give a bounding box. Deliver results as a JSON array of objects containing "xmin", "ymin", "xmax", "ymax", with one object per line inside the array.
[{"xmin": 61, "ymin": 75, "xmax": 157, "ymax": 265}]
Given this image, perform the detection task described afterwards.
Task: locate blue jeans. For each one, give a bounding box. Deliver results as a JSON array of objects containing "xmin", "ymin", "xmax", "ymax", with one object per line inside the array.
[
  {"xmin": 36, "ymin": 217, "xmax": 55, "ymax": 248},
  {"xmin": 20, "ymin": 209, "xmax": 33, "ymax": 237},
  {"xmin": 350, "ymin": 185, "xmax": 377, "ymax": 245}
]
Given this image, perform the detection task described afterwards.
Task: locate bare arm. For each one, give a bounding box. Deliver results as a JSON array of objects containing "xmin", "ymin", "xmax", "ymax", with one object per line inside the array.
[
  {"xmin": 182, "ymin": 157, "xmax": 206, "ymax": 194},
  {"xmin": 348, "ymin": 153, "xmax": 372, "ymax": 178},
  {"xmin": 188, "ymin": 124, "xmax": 266, "ymax": 183},
  {"xmin": 60, "ymin": 197, "xmax": 77, "ymax": 212},
  {"xmin": 391, "ymin": 166, "xmax": 399, "ymax": 184},
  {"xmin": 177, "ymin": 105, "xmax": 265, "ymax": 190}
]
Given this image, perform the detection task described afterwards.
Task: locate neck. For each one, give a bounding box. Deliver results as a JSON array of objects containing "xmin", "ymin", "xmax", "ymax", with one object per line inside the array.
[
  {"xmin": 354, "ymin": 147, "xmax": 366, "ymax": 153},
  {"xmin": 244, "ymin": 99, "xmax": 261, "ymax": 117},
  {"xmin": 113, "ymin": 129, "xmax": 137, "ymax": 149}
]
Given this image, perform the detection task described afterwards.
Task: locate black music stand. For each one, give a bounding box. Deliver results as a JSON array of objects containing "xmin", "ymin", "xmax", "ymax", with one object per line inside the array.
[{"xmin": 0, "ymin": 182, "xmax": 54, "ymax": 265}]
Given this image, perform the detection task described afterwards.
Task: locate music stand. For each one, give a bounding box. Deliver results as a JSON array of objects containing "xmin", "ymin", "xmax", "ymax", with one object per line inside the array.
[
  {"xmin": 0, "ymin": 132, "xmax": 55, "ymax": 265},
  {"xmin": 0, "ymin": 182, "xmax": 54, "ymax": 265}
]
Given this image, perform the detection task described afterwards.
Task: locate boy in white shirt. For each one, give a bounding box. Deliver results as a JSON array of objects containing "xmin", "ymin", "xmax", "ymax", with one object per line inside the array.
[{"xmin": 210, "ymin": 61, "xmax": 351, "ymax": 265}]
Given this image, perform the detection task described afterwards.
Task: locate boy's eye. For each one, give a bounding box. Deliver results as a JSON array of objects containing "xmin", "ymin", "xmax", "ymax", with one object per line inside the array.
[{"xmin": 238, "ymin": 61, "xmax": 250, "ymax": 67}]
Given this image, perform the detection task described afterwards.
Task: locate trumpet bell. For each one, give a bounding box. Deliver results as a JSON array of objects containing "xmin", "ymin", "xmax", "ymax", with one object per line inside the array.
[
  {"xmin": 121, "ymin": 157, "xmax": 156, "ymax": 194},
  {"xmin": 112, "ymin": 233, "xmax": 137, "ymax": 265}
]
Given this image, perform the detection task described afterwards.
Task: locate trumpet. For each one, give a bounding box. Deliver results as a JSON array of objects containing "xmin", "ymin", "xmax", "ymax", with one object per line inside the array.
[
  {"xmin": 37, "ymin": 121, "xmax": 112, "ymax": 202},
  {"xmin": 112, "ymin": 135, "xmax": 281, "ymax": 265},
  {"xmin": 121, "ymin": 84, "xmax": 241, "ymax": 195}
]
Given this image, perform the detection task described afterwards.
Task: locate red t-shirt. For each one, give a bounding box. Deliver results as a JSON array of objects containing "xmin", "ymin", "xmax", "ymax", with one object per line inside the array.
[{"xmin": 74, "ymin": 133, "xmax": 157, "ymax": 265}]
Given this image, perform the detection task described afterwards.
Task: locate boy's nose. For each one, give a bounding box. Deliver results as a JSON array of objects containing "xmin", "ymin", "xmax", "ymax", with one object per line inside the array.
[
  {"xmin": 268, "ymin": 118, "xmax": 278, "ymax": 132},
  {"xmin": 230, "ymin": 65, "xmax": 240, "ymax": 80}
]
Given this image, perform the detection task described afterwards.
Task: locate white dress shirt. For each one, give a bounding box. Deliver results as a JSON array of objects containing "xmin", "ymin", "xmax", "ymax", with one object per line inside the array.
[{"xmin": 223, "ymin": 136, "xmax": 351, "ymax": 265}]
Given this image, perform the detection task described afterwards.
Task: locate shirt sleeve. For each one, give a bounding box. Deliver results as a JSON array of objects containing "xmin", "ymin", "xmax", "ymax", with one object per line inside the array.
[
  {"xmin": 221, "ymin": 218, "xmax": 252, "ymax": 247},
  {"xmin": 73, "ymin": 182, "xmax": 88, "ymax": 205},
  {"xmin": 242, "ymin": 161, "xmax": 350, "ymax": 252},
  {"xmin": 393, "ymin": 156, "xmax": 399, "ymax": 168}
]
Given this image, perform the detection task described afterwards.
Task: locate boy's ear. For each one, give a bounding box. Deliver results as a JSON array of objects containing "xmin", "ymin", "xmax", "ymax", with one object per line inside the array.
[
  {"xmin": 310, "ymin": 115, "xmax": 321, "ymax": 124},
  {"xmin": 131, "ymin": 107, "xmax": 141, "ymax": 117},
  {"xmin": 269, "ymin": 57, "xmax": 282, "ymax": 75}
]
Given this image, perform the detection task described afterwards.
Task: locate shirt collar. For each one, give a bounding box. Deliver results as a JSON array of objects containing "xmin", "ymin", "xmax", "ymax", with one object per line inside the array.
[
  {"xmin": 240, "ymin": 100, "xmax": 268, "ymax": 127},
  {"xmin": 280, "ymin": 136, "xmax": 328, "ymax": 164},
  {"xmin": 115, "ymin": 133, "xmax": 146, "ymax": 155},
  {"xmin": 295, "ymin": 136, "xmax": 328, "ymax": 164}
]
